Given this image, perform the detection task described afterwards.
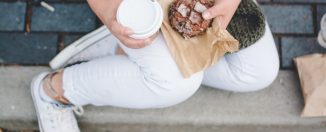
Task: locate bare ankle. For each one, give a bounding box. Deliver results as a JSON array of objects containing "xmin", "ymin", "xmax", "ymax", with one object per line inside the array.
[{"xmin": 43, "ymin": 71, "xmax": 71, "ymax": 105}]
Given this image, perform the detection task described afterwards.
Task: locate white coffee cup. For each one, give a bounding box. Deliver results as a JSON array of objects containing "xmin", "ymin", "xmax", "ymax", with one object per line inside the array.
[{"xmin": 117, "ymin": 0, "xmax": 163, "ymax": 39}]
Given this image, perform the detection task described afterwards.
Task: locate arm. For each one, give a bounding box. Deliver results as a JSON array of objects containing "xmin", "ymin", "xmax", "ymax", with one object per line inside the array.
[
  {"xmin": 87, "ymin": 0, "xmax": 152, "ymax": 49},
  {"xmin": 203, "ymin": 0, "xmax": 241, "ymax": 29}
]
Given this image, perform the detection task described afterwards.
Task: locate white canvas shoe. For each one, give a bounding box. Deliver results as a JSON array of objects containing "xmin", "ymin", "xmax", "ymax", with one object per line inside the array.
[
  {"xmin": 31, "ymin": 72, "xmax": 83, "ymax": 132},
  {"xmin": 50, "ymin": 26, "xmax": 119, "ymax": 70},
  {"xmin": 318, "ymin": 13, "xmax": 326, "ymax": 48}
]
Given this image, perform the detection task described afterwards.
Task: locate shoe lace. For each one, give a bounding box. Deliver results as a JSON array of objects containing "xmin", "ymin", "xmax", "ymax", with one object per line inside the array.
[
  {"xmin": 43, "ymin": 104, "xmax": 83, "ymax": 130},
  {"xmin": 73, "ymin": 106, "xmax": 84, "ymax": 116}
]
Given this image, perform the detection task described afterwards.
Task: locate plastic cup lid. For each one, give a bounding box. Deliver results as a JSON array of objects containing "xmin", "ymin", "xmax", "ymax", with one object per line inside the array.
[{"xmin": 117, "ymin": 0, "xmax": 162, "ymax": 35}]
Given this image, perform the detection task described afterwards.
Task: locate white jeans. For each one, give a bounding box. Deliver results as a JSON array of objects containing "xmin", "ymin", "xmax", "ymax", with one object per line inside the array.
[{"xmin": 62, "ymin": 23, "xmax": 279, "ymax": 108}]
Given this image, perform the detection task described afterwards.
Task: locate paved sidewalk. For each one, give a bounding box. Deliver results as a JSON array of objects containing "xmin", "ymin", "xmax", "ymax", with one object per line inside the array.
[
  {"xmin": 1, "ymin": 0, "xmax": 326, "ymax": 131},
  {"xmin": 0, "ymin": 67, "xmax": 326, "ymax": 132},
  {"xmin": 0, "ymin": 0, "xmax": 326, "ymax": 67}
]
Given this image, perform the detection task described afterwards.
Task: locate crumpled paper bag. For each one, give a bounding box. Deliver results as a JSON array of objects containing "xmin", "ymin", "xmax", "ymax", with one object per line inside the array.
[
  {"xmin": 158, "ymin": 0, "xmax": 239, "ymax": 78},
  {"xmin": 294, "ymin": 53, "xmax": 326, "ymax": 117}
]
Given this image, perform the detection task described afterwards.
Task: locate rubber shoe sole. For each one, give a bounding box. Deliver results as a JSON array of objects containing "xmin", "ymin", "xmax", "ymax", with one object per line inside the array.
[
  {"xmin": 49, "ymin": 26, "xmax": 112, "ymax": 70},
  {"xmin": 30, "ymin": 72, "xmax": 49, "ymax": 132}
]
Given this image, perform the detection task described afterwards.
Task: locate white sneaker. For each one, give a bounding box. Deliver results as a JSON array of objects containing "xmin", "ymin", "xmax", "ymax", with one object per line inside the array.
[
  {"xmin": 318, "ymin": 13, "xmax": 326, "ymax": 48},
  {"xmin": 31, "ymin": 72, "xmax": 83, "ymax": 132},
  {"xmin": 50, "ymin": 25, "xmax": 119, "ymax": 70}
]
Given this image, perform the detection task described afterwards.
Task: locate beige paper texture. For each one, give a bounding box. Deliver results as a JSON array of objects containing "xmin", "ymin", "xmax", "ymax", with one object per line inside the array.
[
  {"xmin": 158, "ymin": 0, "xmax": 239, "ymax": 78},
  {"xmin": 294, "ymin": 53, "xmax": 326, "ymax": 117}
]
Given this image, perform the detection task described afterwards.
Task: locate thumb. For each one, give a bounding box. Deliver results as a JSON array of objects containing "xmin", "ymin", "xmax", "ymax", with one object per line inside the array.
[{"xmin": 202, "ymin": 4, "xmax": 223, "ymax": 20}]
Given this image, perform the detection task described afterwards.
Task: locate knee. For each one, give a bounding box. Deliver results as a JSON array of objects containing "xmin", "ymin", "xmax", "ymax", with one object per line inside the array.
[
  {"xmin": 237, "ymin": 63, "xmax": 279, "ymax": 92},
  {"xmin": 149, "ymin": 72, "xmax": 204, "ymax": 108},
  {"xmin": 245, "ymin": 72, "xmax": 278, "ymax": 92},
  {"xmin": 252, "ymin": 56, "xmax": 280, "ymax": 92}
]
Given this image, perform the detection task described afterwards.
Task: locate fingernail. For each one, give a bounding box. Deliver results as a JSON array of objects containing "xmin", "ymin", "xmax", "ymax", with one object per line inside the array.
[{"xmin": 202, "ymin": 12, "xmax": 210, "ymax": 20}]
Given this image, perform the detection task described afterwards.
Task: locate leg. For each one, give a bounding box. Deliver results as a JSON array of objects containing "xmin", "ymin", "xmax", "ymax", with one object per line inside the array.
[
  {"xmin": 57, "ymin": 33, "xmax": 203, "ymax": 108},
  {"xmin": 33, "ymin": 32, "xmax": 203, "ymax": 132},
  {"xmin": 202, "ymin": 23, "xmax": 279, "ymax": 92}
]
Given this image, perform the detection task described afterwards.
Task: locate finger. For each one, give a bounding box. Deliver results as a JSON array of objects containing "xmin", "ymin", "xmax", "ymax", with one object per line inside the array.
[
  {"xmin": 222, "ymin": 15, "xmax": 233, "ymax": 29},
  {"xmin": 108, "ymin": 20, "xmax": 134, "ymax": 36},
  {"xmin": 202, "ymin": 4, "xmax": 224, "ymax": 20},
  {"xmin": 217, "ymin": 15, "xmax": 229, "ymax": 29},
  {"xmin": 121, "ymin": 37, "xmax": 152, "ymax": 49}
]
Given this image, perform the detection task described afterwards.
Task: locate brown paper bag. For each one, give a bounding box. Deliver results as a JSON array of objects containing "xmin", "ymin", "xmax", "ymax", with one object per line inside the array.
[
  {"xmin": 294, "ymin": 53, "xmax": 326, "ymax": 117},
  {"xmin": 158, "ymin": 0, "xmax": 239, "ymax": 78}
]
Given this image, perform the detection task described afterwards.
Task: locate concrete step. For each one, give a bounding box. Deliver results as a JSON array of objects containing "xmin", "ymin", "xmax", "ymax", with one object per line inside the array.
[{"xmin": 0, "ymin": 66, "xmax": 325, "ymax": 132}]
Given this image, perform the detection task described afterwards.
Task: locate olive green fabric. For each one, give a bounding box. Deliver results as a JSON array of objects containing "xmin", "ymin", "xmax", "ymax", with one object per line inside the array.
[{"xmin": 227, "ymin": 0, "xmax": 266, "ymax": 50}]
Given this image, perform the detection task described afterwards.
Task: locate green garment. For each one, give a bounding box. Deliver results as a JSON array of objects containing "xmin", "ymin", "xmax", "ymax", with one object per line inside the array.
[{"xmin": 227, "ymin": 0, "xmax": 266, "ymax": 50}]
